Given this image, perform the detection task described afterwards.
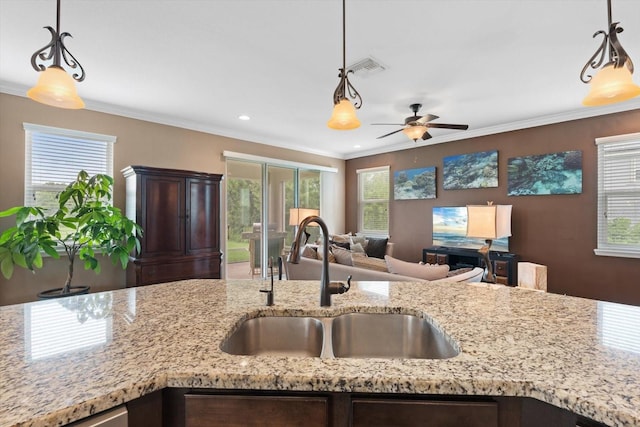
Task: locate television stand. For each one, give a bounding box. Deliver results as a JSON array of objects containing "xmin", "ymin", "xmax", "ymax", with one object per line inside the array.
[{"xmin": 422, "ymin": 246, "xmax": 518, "ymax": 286}]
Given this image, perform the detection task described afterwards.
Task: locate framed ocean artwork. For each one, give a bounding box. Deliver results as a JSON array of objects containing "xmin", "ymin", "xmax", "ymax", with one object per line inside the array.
[
  {"xmin": 507, "ymin": 150, "xmax": 582, "ymax": 196},
  {"xmin": 393, "ymin": 167, "xmax": 436, "ymax": 200},
  {"xmin": 443, "ymin": 150, "xmax": 498, "ymax": 190}
]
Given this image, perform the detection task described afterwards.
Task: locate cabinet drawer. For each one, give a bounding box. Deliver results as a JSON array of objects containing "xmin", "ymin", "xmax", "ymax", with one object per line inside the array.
[
  {"xmin": 351, "ymin": 398, "xmax": 498, "ymax": 427},
  {"xmin": 436, "ymin": 254, "xmax": 449, "ymax": 265},
  {"xmin": 494, "ymin": 260, "xmax": 509, "ymax": 276},
  {"xmin": 139, "ymin": 257, "xmax": 220, "ymax": 284},
  {"xmin": 495, "ymin": 275, "xmax": 509, "ymax": 285},
  {"xmin": 425, "ymin": 253, "xmax": 437, "ymax": 264},
  {"xmin": 184, "ymin": 394, "xmax": 328, "ymax": 427}
]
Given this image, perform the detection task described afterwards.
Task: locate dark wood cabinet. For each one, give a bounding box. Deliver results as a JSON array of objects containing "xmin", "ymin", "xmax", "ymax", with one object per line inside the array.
[
  {"xmin": 351, "ymin": 398, "xmax": 498, "ymax": 427},
  {"xmin": 423, "ymin": 246, "xmax": 518, "ymax": 286},
  {"xmin": 184, "ymin": 394, "xmax": 328, "ymax": 427},
  {"xmin": 122, "ymin": 166, "xmax": 222, "ymax": 286}
]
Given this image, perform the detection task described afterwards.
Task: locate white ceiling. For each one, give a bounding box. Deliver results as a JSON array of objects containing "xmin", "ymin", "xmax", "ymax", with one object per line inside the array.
[{"xmin": 1, "ymin": 0, "xmax": 639, "ymax": 160}]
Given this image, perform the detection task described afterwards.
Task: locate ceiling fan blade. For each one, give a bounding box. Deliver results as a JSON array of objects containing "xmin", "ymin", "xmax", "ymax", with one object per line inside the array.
[
  {"xmin": 371, "ymin": 123, "xmax": 405, "ymax": 126},
  {"xmin": 421, "ymin": 131, "xmax": 432, "ymax": 140},
  {"xmin": 416, "ymin": 114, "xmax": 439, "ymax": 124},
  {"xmin": 376, "ymin": 128, "xmax": 404, "ymax": 139},
  {"xmin": 426, "ymin": 123, "xmax": 469, "ymax": 130}
]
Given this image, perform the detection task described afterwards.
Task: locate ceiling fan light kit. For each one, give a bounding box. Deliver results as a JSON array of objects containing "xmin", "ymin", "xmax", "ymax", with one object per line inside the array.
[
  {"xmin": 580, "ymin": 0, "xmax": 640, "ymax": 106},
  {"xmin": 327, "ymin": 0, "xmax": 362, "ymax": 130},
  {"xmin": 373, "ymin": 103, "xmax": 468, "ymax": 142},
  {"xmin": 28, "ymin": 0, "xmax": 85, "ymax": 109}
]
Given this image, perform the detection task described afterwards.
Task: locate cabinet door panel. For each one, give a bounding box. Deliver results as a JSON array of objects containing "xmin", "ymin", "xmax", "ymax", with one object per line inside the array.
[
  {"xmin": 186, "ymin": 178, "xmax": 220, "ymax": 255},
  {"xmin": 141, "ymin": 175, "xmax": 185, "ymax": 257},
  {"xmin": 184, "ymin": 394, "xmax": 328, "ymax": 427},
  {"xmin": 351, "ymin": 398, "xmax": 498, "ymax": 427},
  {"xmin": 138, "ymin": 256, "xmax": 220, "ymax": 285}
]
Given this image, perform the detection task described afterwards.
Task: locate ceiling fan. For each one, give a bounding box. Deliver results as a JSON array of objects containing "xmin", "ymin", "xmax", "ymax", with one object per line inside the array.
[{"xmin": 373, "ymin": 103, "xmax": 469, "ymax": 142}]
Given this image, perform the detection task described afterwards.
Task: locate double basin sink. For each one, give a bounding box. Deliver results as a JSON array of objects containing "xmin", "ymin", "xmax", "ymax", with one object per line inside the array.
[{"xmin": 221, "ymin": 312, "xmax": 459, "ymax": 359}]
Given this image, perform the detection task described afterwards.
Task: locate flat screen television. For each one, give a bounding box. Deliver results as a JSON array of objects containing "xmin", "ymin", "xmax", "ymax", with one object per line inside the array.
[{"xmin": 432, "ymin": 206, "xmax": 509, "ymax": 252}]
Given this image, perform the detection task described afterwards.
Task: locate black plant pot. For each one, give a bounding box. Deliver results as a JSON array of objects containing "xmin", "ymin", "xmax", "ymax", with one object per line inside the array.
[{"xmin": 37, "ymin": 286, "xmax": 90, "ymax": 300}]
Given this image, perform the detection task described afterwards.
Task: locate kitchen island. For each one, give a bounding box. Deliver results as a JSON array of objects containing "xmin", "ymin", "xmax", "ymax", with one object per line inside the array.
[{"xmin": 0, "ymin": 279, "xmax": 639, "ymax": 427}]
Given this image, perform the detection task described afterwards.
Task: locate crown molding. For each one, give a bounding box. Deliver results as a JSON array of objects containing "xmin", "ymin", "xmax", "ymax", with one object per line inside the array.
[{"xmin": 3, "ymin": 81, "xmax": 639, "ymax": 162}]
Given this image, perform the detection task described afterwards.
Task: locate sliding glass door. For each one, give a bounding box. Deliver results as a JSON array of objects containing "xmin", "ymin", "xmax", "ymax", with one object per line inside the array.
[{"xmin": 226, "ymin": 160, "xmax": 321, "ymax": 279}]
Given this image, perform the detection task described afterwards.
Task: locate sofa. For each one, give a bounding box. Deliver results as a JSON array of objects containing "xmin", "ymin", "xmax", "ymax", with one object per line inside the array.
[{"xmin": 285, "ymin": 256, "xmax": 484, "ymax": 283}]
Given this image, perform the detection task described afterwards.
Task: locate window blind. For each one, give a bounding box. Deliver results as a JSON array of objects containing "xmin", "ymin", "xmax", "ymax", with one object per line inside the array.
[
  {"xmin": 595, "ymin": 132, "xmax": 640, "ymax": 258},
  {"xmin": 23, "ymin": 123, "xmax": 115, "ymax": 214},
  {"xmin": 357, "ymin": 166, "xmax": 389, "ymax": 235}
]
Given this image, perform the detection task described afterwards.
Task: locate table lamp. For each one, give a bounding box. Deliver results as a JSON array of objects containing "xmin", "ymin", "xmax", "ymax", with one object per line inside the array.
[
  {"xmin": 289, "ymin": 208, "xmax": 320, "ymax": 244},
  {"xmin": 466, "ymin": 203, "xmax": 512, "ymax": 283}
]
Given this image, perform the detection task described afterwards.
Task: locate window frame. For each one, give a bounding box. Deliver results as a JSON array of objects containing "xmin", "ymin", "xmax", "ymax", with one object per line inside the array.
[
  {"xmin": 594, "ymin": 131, "xmax": 640, "ymax": 259},
  {"xmin": 356, "ymin": 165, "xmax": 390, "ymax": 236},
  {"xmin": 23, "ymin": 123, "xmax": 116, "ymax": 212}
]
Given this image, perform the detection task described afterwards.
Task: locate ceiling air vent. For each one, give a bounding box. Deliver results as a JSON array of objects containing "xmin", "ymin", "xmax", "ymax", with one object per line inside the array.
[{"xmin": 347, "ymin": 57, "xmax": 386, "ymax": 77}]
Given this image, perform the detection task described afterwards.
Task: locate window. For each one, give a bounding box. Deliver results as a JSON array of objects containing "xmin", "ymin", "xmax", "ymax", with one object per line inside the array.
[
  {"xmin": 24, "ymin": 123, "xmax": 115, "ymax": 214},
  {"xmin": 357, "ymin": 166, "xmax": 390, "ymax": 235},
  {"xmin": 595, "ymin": 132, "xmax": 640, "ymax": 258}
]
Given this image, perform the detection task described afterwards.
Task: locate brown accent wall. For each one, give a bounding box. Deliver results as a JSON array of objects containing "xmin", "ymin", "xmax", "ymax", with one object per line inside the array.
[
  {"xmin": 0, "ymin": 93, "xmax": 345, "ymax": 305},
  {"xmin": 346, "ymin": 109, "xmax": 640, "ymax": 306}
]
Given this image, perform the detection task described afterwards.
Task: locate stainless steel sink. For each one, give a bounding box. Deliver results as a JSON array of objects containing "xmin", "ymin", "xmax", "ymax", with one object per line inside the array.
[
  {"xmin": 221, "ymin": 312, "xmax": 459, "ymax": 359},
  {"xmin": 220, "ymin": 316, "xmax": 324, "ymax": 356},
  {"xmin": 330, "ymin": 312, "xmax": 459, "ymax": 359}
]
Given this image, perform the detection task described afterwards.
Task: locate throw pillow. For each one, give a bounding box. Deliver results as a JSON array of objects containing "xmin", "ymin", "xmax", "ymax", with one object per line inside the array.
[
  {"xmin": 349, "ymin": 235, "xmax": 368, "ymax": 249},
  {"xmin": 330, "ymin": 233, "xmax": 351, "ymax": 243},
  {"xmin": 350, "ymin": 242, "xmax": 366, "ymax": 254},
  {"xmin": 384, "ymin": 255, "xmax": 450, "ymax": 280},
  {"xmin": 301, "ymin": 245, "xmax": 317, "ymax": 259},
  {"xmin": 331, "ymin": 246, "xmax": 353, "ymax": 266},
  {"xmin": 365, "ymin": 237, "xmax": 388, "ymax": 259},
  {"xmin": 352, "ymin": 253, "xmax": 388, "ymax": 272},
  {"xmin": 316, "ymin": 247, "xmax": 336, "ymax": 263},
  {"xmin": 330, "ymin": 240, "xmax": 351, "ymax": 250}
]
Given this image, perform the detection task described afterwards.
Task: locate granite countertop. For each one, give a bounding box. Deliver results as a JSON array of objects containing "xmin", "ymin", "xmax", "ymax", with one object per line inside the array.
[{"xmin": 1, "ymin": 279, "xmax": 639, "ymax": 427}]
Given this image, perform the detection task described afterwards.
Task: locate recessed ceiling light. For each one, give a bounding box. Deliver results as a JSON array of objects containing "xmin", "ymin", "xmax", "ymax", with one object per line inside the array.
[
  {"xmin": 238, "ymin": 115, "xmax": 250, "ymax": 121},
  {"xmin": 354, "ymin": 145, "xmax": 361, "ymax": 148}
]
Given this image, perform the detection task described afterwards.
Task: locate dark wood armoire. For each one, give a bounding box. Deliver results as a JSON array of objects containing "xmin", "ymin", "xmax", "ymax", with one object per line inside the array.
[{"xmin": 122, "ymin": 165, "xmax": 222, "ymax": 286}]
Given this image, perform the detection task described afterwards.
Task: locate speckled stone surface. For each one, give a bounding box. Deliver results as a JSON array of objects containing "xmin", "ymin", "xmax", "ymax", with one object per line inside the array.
[{"xmin": 1, "ymin": 279, "xmax": 639, "ymax": 427}]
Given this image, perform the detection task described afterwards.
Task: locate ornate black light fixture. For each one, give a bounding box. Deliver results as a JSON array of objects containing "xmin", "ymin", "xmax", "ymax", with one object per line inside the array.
[
  {"xmin": 580, "ymin": 0, "xmax": 640, "ymax": 106},
  {"xmin": 27, "ymin": 0, "xmax": 85, "ymax": 109},
  {"xmin": 327, "ymin": 0, "xmax": 362, "ymax": 130}
]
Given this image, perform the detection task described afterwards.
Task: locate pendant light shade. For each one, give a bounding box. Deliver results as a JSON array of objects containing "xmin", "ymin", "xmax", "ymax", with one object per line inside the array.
[
  {"xmin": 580, "ymin": 0, "xmax": 639, "ymax": 106},
  {"xmin": 28, "ymin": 0, "xmax": 86, "ymax": 109},
  {"xmin": 27, "ymin": 65, "xmax": 85, "ymax": 109},
  {"xmin": 582, "ymin": 64, "xmax": 640, "ymax": 106},
  {"xmin": 402, "ymin": 125, "xmax": 428, "ymax": 142},
  {"xmin": 327, "ymin": 99, "xmax": 361, "ymax": 130}
]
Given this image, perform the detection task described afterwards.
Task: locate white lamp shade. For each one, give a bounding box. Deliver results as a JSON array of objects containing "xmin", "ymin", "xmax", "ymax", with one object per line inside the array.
[
  {"xmin": 583, "ymin": 64, "xmax": 640, "ymax": 106},
  {"xmin": 466, "ymin": 205, "xmax": 512, "ymax": 239},
  {"xmin": 27, "ymin": 66, "xmax": 85, "ymax": 109},
  {"xmin": 289, "ymin": 208, "xmax": 320, "ymax": 226}
]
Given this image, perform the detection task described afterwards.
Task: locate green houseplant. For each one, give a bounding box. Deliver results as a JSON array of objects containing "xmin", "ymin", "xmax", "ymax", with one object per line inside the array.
[{"xmin": 0, "ymin": 170, "xmax": 142, "ymax": 298}]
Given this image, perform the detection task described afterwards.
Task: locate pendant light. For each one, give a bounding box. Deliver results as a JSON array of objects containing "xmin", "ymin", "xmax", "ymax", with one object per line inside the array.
[
  {"xmin": 27, "ymin": 0, "xmax": 85, "ymax": 109},
  {"xmin": 327, "ymin": 0, "xmax": 362, "ymax": 130},
  {"xmin": 580, "ymin": 0, "xmax": 640, "ymax": 106}
]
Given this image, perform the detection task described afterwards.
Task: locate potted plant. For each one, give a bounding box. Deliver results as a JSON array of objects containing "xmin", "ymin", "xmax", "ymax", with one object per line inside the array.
[{"xmin": 0, "ymin": 170, "xmax": 142, "ymax": 298}]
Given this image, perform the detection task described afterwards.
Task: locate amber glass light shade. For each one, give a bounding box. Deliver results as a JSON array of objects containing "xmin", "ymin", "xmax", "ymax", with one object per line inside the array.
[
  {"xmin": 583, "ymin": 64, "xmax": 640, "ymax": 106},
  {"xmin": 327, "ymin": 99, "xmax": 361, "ymax": 130},
  {"xmin": 27, "ymin": 66, "xmax": 85, "ymax": 109},
  {"xmin": 402, "ymin": 125, "xmax": 428, "ymax": 141}
]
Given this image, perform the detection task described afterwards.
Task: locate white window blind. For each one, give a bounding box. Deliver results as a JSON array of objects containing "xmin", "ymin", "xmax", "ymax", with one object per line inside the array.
[
  {"xmin": 595, "ymin": 132, "xmax": 640, "ymax": 258},
  {"xmin": 23, "ymin": 123, "xmax": 115, "ymax": 214},
  {"xmin": 357, "ymin": 166, "xmax": 389, "ymax": 235}
]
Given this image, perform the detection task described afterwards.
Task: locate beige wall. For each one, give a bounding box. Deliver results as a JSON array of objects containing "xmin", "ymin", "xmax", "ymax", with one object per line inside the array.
[
  {"xmin": 346, "ymin": 109, "xmax": 640, "ymax": 306},
  {"xmin": 0, "ymin": 93, "xmax": 345, "ymax": 305}
]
